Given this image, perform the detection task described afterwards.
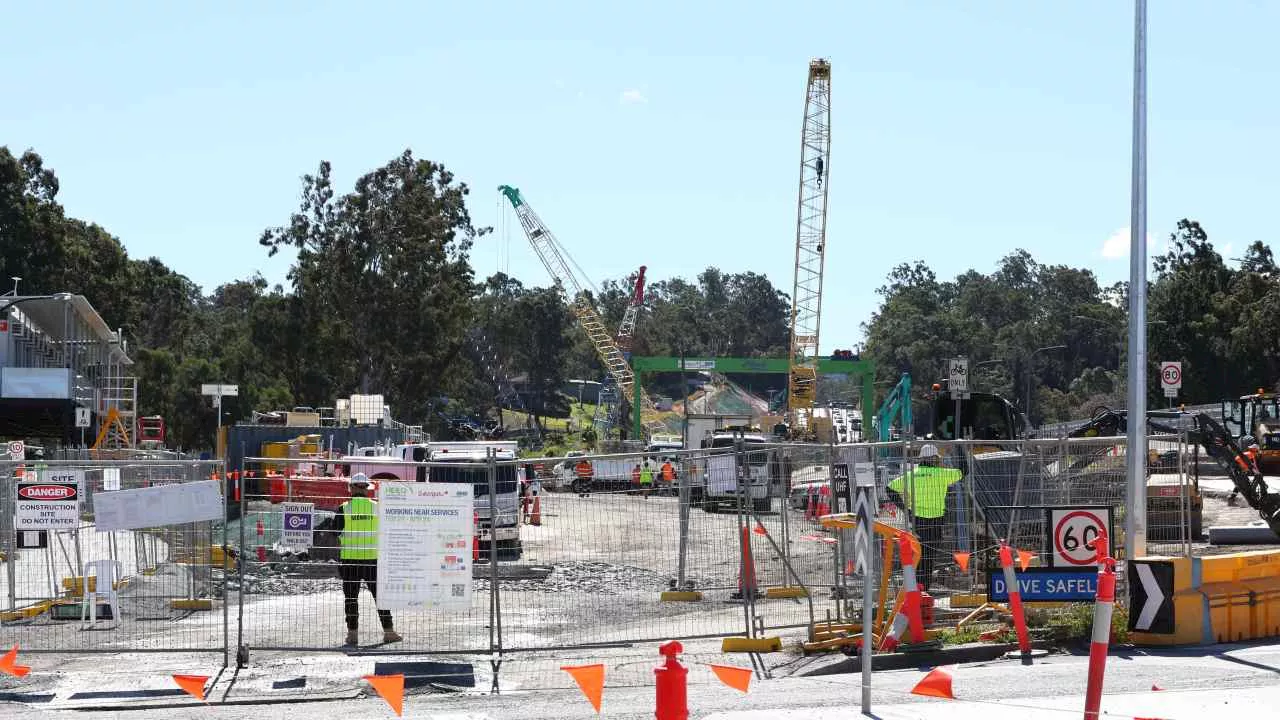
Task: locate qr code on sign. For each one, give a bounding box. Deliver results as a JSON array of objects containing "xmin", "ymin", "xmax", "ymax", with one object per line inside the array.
[{"xmin": 451, "ymin": 584, "xmax": 465, "ymax": 597}]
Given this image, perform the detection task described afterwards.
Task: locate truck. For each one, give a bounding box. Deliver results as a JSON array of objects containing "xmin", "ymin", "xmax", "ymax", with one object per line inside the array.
[
  {"xmin": 695, "ymin": 428, "xmax": 773, "ymax": 513},
  {"xmin": 423, "ymin": 441, "xmax": 523, "ymax": 561},
  {"xmin": 685, "ymin": 413, "xmax": 752, "ymax": 451}
]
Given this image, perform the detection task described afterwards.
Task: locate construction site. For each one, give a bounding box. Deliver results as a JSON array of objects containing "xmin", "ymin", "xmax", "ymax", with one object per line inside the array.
[{"xmin": 4, "ymin": 54, "xmax": 1280, "ymax": 718}]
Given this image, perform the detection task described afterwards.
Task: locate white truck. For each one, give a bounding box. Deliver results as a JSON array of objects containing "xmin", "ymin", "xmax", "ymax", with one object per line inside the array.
[
  {"xmin": 695, "ymin": 429, "xmax": 773, "ymax": 513},
  {"xmin": 425, "ymin": 441, "xmax": 523, "ymax": 561},
  {"xmin": 685, "ymin": 413, "xmax": 752, "ymax": 451}
]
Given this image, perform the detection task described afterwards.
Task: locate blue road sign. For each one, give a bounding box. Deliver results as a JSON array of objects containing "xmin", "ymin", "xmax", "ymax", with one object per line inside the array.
[{"xmin": 988, "ymin": 567, "xmax": 1098, "ymax": 602}]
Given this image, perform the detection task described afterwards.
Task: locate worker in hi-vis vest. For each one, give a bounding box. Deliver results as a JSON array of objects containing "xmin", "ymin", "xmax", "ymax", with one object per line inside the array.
[
  {"xmin": 886, "ymin": 444, "xmax": 962, "ymax": 590},
  {"xmin": 333, "ymin": 473, "xmax": 401, "ymax": 646}
]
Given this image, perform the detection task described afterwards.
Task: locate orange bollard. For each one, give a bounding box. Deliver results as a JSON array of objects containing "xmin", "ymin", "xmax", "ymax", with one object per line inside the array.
[
  {"xmin": 1083, "ymin": 529, "xmax": 1116, "ymax": 720},
  {"xmin": 654, "ymin": 641, "xmax": 688, "ymax": 720},
  {"xmin": 881, "ymin": 532, "xmax": 925, "ymax": 651},
  {"xmin": 998, "ymin": 542, "xmax": 1032, "ymax": 659}
]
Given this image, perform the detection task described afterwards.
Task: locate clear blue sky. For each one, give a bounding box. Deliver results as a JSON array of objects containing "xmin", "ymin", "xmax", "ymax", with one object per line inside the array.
[{"xmin": 6, "ymin": 1, "xmax": 1278, "ymax": 351}]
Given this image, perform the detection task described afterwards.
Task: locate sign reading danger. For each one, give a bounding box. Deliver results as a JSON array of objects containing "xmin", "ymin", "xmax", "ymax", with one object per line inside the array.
[{"xmin": 1049, "ymin": 507, "xmax": 1112, "ymax": 567}]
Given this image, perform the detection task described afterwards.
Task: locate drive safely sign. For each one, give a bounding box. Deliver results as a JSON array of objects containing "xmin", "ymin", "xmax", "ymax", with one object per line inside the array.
[
  {"xmin": 988, "ymin": 567, "xmax": 1098, "ymax": 602},
  {"xmin": 16, "ymin": 473, "xmax": 83, "ymax": 530}
]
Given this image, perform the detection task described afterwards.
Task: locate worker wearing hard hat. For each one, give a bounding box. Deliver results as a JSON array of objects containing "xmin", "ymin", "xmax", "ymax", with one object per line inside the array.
[
  {"xmin": 333, "ymin": 473, "xmax": 401, "ymax": 646},
  {"xmin": 886, "ymin": 444, "xmax": 962, "ymax": 590}
]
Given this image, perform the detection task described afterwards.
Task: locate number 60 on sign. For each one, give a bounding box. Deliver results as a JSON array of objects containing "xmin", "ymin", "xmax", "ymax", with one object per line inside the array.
[{"xmin": 1049, "ymin": 507, "xmax": 1113, "ymax": 567}]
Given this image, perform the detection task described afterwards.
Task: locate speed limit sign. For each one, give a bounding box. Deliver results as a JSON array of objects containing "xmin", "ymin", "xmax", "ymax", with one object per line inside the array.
[{"xmin": 1049, "ymin": 507, "xmax": 1112, "ymax": 567}]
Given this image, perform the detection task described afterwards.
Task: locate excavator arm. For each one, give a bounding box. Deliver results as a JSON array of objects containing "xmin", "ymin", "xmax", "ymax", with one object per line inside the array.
[{"xmin": 1065, "ymin": 407, "xmax": 1280, "ymax": 534}]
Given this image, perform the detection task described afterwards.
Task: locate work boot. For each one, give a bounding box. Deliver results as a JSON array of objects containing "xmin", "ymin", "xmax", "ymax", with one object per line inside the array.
[
  {"xmin": 383, "ymin": 629, "xmax": 403, "ymax": 644},
  {"xmin": 344, "ymin": 630, "xmax": 359, "ymax": 647}
]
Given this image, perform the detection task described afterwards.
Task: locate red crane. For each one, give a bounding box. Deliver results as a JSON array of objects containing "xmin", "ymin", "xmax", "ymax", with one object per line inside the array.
[{"xmin": 616, "ymin": 266, "xmax": 647, "ymax": 353}]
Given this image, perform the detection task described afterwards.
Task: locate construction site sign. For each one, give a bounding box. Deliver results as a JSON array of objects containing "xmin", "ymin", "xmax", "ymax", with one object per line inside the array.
[
  {"xmin": 1160, "ymin": 361, "xmax": 1181, "ymax": 398},
  {"xmin": 376, "ymin": 482, "xmax": 474, "ymax": 612},
  {"xmin": 281, "ymin": 502, "xmax": 314, "ymax": 550},
  {"xmin": 15, "ymin": 472, "xmax": 82, "ymax": 530},
  {"xmin": 7, "ymin": 440, "xmax": 24, "ymax": 460}
]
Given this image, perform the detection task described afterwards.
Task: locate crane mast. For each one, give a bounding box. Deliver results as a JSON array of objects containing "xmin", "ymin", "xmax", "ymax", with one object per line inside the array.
[
  {"xmin": 498, "ymin": 185, "xmax": 664, "ymax": 436},
  {"xmin": 615, "ymin": 265, "xmax": 647, "ymax": 352},
  {"xmin": 786, "ymin": 58, "xmax": 832, "ymax": 436}
]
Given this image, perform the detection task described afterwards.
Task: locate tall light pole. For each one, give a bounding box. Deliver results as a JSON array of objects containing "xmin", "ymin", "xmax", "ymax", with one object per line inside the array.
[
  {"xmin": 1024, "ymin": 345, "xmax": 1067, "ymax": 427},
  {"xmin": 1126, "ymin": 0, "xmax": 1149, "ymax": 562}
]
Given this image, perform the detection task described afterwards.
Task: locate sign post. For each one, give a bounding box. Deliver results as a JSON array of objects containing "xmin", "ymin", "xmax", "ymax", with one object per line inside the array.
[
  {"xmin": 1160, "ymin": 361, "xmax": 1181, "ymax": 408},
  {"xmin": 949, "ymin": 357, "xmax": 969, "ymax": 440},
  {"xmin": 200, "ymin": 383, "xmax": 239, "ymax": 455}
]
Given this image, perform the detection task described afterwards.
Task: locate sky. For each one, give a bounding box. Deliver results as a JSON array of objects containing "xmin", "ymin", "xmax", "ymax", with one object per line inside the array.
[{"xmin": 6, "ymin": 1, "xmax": 1280, "ymax": 353}]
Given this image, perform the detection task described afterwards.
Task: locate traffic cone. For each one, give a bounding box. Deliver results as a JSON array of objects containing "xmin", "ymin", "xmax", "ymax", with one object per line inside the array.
[
  {"xmin": 910, "ymin": 666, "xmax": 954, "ymax": 699},
  {"xmin": 472, "ymin": 511, "xmax": 481, "ymax": 562},
  {"xmin": 530, "ymin": 495, "xmax": 542, "ymax": 526}
]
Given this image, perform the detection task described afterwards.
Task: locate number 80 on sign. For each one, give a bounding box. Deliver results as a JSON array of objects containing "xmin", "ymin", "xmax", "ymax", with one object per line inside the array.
[{"xmin": 1049, "ymin": 508, "xmax": 1112, "ymax": 567}]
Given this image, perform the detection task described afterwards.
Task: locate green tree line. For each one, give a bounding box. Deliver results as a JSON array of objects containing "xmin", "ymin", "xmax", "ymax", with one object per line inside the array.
[
  {"xmin": 862, "ymin": 219, "xmax": 1280, "ymax": 425},
  {"xmin": 1, "ymin": 147, "xmax": 792, "ymax": 449}
]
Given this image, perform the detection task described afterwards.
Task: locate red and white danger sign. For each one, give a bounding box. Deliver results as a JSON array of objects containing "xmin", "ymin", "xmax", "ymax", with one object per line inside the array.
[{"xmin": 1049, "ymin": 507, "xmax": 1112, "ymax": 567}]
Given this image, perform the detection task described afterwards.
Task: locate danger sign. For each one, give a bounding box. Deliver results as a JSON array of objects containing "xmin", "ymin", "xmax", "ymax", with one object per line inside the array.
[{"xmin": 1049, "ymin": 507, "xmax": 1112, "ymax": 567}]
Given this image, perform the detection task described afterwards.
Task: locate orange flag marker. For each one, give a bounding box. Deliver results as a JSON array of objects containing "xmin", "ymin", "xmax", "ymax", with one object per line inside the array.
[
  {"xmin": 910, "ymin": 666, "xmax": 954, "ymax": 700},
  {"xmin": 172, "ymin": 674, "xmax": 209, "ymax": 701},
  {"xmin": 0, "ymin": 645, "xmax": 30, "ymax": 677},
  {"xmin": 560, "ymin": 663, "xmax": 604, "ymax": 713},
  {"xmin": 752, "ymin": 523, "xmax": 767, "ymax": 536},
  {"xmin": 363, "ymin": 674, "xmax": 405, "ymax": 717},
  {"xmin": 1017, "ymin": 550, "xmax": 1036, "ymax": 572},
  {"xmin": 709, "ymin": 664, "xmax": 752, "ymax": 693},
  {"xmin": 952, "ymin": 551, "xmax": 971, "ymax": 573}
]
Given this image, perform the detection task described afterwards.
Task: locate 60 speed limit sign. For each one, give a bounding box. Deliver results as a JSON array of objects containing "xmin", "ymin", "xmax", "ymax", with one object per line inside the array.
[{"xmin": 1049, "ymin": 507, "xmax": 1113, "ymax": 567}]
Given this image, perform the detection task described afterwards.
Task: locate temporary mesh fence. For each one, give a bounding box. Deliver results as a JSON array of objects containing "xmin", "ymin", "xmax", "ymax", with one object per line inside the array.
[
  {"xmin": 1, "ymin": 435, "xmax": 1211, "ymax": 687},
  {"xmin": 1, "ymin": 459, "xmax": 229, "ymax": 657}
]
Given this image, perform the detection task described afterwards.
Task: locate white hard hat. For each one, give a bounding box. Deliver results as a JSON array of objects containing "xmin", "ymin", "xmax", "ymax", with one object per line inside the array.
[
  {"xmin": 918, "ymin": 444, "xmax": 940, "ymax": 459},
  {"xmin": 350, "ymin": 472, "xmax": 371, "ymax": 486}
]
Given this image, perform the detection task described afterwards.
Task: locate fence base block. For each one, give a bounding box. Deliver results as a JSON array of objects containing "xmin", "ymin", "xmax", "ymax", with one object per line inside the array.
[
  {"xmin": 170, "ymin": 599, "xmax": 214, "ymax": 611},
  {"xmin": 659, "ymin": 591, "xmax": 704, "ymax": 602},
  {"xmin": 764, "ymin": 586, "xmax": 808, "ymax": 599},
  {"xmin": 0, "ymin": 601, "xmax": 52, "ymax": 622},
  {"xmin": 722, "ymin": 637, "xmax": 782, "ymax": 653}
]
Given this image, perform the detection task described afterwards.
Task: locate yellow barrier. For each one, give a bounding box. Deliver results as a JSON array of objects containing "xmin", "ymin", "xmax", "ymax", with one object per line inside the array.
[{"xmin": 1130, "ymin": 549, "xmax": 1280, "ymax": 646}]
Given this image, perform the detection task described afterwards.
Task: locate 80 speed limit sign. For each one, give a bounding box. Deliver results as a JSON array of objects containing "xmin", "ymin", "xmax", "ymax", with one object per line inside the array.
[{"xmin": 1049, "ymin": 507, "xmax": 1113, "ymax": 567}]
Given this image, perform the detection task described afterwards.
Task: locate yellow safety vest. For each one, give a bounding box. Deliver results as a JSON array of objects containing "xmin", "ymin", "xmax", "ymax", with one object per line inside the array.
[
  {"xmin": 339, "ymin": 496, "xmax": 379, "ymax": 560},
  {"xmin": 639, "ymin": 467, "xmax": 654, "ymax": 485},
  {"xmin": 888, "ymin": 466, "xmax": 962, "ymax": 519}
]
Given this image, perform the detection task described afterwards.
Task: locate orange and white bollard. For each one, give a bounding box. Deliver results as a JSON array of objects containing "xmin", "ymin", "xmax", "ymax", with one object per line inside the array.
[
  {"xmin": 255, "ymin": 518, "xmax": 267, "ymax": 563},
  {"xmin": 998, "ymin": 541, "xmax": 1032, "ymax": 659},
  {"xmin": 880, "ymin": 532, "xmax": 925, "ymax": 651},
  {"xmin": 1083, "ymin": 529, "xmax": 1115, "ymax": 720}
]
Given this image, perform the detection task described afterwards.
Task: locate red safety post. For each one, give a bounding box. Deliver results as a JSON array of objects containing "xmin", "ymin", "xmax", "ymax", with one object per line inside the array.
[
  {"xmin": 1083, "ymin": 528, "xmax": 1115, "ymax": 720},
  {"xmin": 998, "ymin": 541, "xmax": 1032, "ymax": 660},
  {"xmin": 654, "ymin": 640, "xmax": 688, "ymax": 720},
  {"xmin": 880, "ymin": 532, "xmax": 925, "ymax": 651},
  {"xmin": 255, "ymin": 518, "xmax": 267, "ymax": 563}
]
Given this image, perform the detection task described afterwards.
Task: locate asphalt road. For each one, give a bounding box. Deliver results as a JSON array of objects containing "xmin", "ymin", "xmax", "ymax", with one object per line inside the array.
[{"xmin": 6, "ymin": 641, "xmax": 1279, "ymax": 719}]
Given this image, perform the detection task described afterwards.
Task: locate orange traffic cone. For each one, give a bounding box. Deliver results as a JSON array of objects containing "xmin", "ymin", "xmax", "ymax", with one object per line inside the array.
[
  {"xmin": 732, "ymin": 526, "xmax": 758, "ymax": 599},
  {"xmin": 910, "ymin": 666, "xmax": 955, "ymax": 699},
  {"xmin": 530, "ymin": 495, "xmax": 542, "ymax": 526}
]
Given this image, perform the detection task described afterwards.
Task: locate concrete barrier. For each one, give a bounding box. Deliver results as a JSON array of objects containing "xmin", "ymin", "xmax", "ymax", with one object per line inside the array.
[{"xmin": 1130, "ymin": 548, "xmax": 1280, "ymax": 646}]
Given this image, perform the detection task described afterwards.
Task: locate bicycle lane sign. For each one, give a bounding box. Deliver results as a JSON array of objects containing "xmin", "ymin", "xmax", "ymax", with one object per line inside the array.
[{"xmin": 1049, "ymin": 507, "xmax": 1112, "ymax": 567}]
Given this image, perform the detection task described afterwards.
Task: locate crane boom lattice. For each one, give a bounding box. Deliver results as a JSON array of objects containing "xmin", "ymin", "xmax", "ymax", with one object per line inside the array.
[
  {"xmin": 787, "ymin": 58, "xmax": 832, "ymax": 432},
  {"xmin": 499, "ymin": 186, "xmax": 665, "ymax": 436},
  {"xmin": 616, "ymin": 265, "xmax": 647, "ymax": 352}
]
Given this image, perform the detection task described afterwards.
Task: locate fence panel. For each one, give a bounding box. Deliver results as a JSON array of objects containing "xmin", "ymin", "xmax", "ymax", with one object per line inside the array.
[{"xmin": 2, "ymin": 459, "xmax": 228, "ymax": 655}]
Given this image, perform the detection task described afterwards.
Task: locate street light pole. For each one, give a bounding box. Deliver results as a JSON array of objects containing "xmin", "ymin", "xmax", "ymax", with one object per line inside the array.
[
  {"xmin": 1024, "ymin": 345, "xmax": 1067, "ymax": 428},
  {"xmin": 1126, "ymin": 0, "xmax": 1150, "ymax": 562}
]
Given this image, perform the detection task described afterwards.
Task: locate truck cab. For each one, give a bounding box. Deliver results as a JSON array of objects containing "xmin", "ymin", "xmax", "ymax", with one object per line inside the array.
[
  {"xmin": 698, "ymin": 428, "xmax": 772, "ymax": 513},
  {"xmin": 426, "ymin": 441, "xmax": 523, "ymax": 561}
]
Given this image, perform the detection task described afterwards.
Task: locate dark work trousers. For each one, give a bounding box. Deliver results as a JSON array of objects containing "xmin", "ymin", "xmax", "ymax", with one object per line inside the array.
[
  {"xmin": 338, "ymin": 559, "xmax": 394, "ymax": 631},
  {"xmin": 912, "ymin": 515, "xmax": 946, "ymax": 590}
]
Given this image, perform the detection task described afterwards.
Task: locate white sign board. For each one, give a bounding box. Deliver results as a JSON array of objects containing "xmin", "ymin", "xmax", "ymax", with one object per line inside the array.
[
  {"xmin": 281, "ymin": 502, "xmax": 314, "ymax": 550},
  {"xmin": 7, "ymin": 440, "xmax": 24, "ymax": 461},
  {"xmin": 92, "ymin": 480, "xmax": 225, "ymax": 532},
  {"xmin": 102, "ymin": 468, "xmax": 121, "ymax": 491},
  {"xmin": 1049, "ymin": 507, "xmax": 1112, "ymax": 567},
  {"xmin": 200, "ymin": 383, "xmax": 240, "ymax": 397},
  {"xmin": 75, "ymin": 407, "xmax": 91, "ymax": 428},
  {"xmin": 16, "ymin": 474, "xmax": 82, "ymax": 530},
  {"xmin": 683, "ymin": 360, "xmax": 715, "ymax": 371},
  {"xmin": 949, "ymin": 357, "xmax": 969, "ymax": 397},
  {"xmin": 376, "ymin": 482, "xmax": 474, "ymax": 611},
  {"xmin": 1160, "ymin": 361, "xmax": 1181, "ymax": 398}
]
